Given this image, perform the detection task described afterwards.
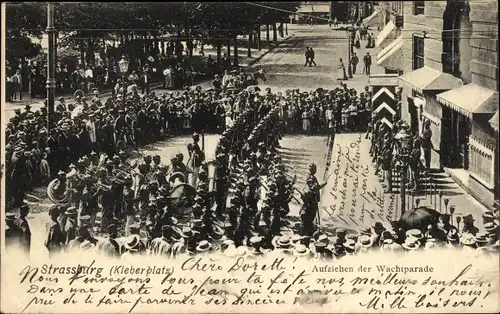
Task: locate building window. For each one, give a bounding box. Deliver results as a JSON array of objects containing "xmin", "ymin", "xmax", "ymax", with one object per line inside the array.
[
  {"xmin": 413, "ymin": 1, "xmax": 425, "ymax": 15},
  {"xmin": 413, "ymin": 34, "xmax": 425, "ymax": 70}
]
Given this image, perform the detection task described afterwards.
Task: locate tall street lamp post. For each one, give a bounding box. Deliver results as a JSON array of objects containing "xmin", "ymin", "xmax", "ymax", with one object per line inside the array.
[
  {"xmin": 46, "ymin": 3, "xmax": 56, "ymax": 130},
  {"xmin": 347, "ymin": 28, "xmax": 353, "ymax": 79},
  {"xmin": 118, "ymin": 55, "xmax": 129, "ymax": 108},
  {"xmin": 395, "ymin": 126, "xmax": 412, "ymax": 215}
]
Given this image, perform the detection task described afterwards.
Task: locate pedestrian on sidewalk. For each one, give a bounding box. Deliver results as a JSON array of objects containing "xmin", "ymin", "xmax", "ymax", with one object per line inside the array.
[
  {"xmin": 421, "ymin": 120, "xmax": 433, "ymax": 169},
  {"xmin": 338, "ymin": 58, "xmax": 348, "ymax": 80},
  {"xmin": 350, "ymin": 53, "xmax": 359, "ymax": 75},
  {"xmin": 363, "ymin": 52, "xmax": 372, "ymax": 75},
  {"xmin": 11, "ymin": 69, "xmax": 23, "ymax": 100},
  {"xmin": 309, "ymin": 48, "xmax": 317, "ymax": 67},
  {"xmin": 304, "ymin": 47, "xmax": 311, "ymax": 67}
]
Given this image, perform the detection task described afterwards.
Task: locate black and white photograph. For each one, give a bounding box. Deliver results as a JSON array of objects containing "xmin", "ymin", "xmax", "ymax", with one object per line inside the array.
[{"xmin": 1, "ymin": 2, "xmax": 499, "ymax": 313}]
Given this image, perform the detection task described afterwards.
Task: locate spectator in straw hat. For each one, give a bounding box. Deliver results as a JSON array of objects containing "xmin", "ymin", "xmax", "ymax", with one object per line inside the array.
[
  {"xmin": 402, "ymin": 237, "xmax": 420, "ymax": 252},
  {"xmin": 446, "ymin": 229, "xmax": 460, "ymax": 247},
  {"xmin": 293, "ymin": 244, "xmax": 312, "ymax": 259},
  {"xmin": 483, "ymin": 221, "xmax": 499, "ymax": 243},
  {"xmin": 272, "ymin": 235, "xmax": 293, "ymax": 254},
  {"xmin": 482, "ymin": 211, "xmax": 496, "ymax": 225},
  {"xmin": 122, "ymin": 234, "xmax": 143, "ymax": 260},
  {"xmin": 475, "ymin": 233, "xmax": 488, "ymax": 248},
  {"xmin": 460, "ymin": 233, "xmax": 477, "ymax": 251},
  {"xmin": 357, "ymin": 235, "xmax": 374, "ymax": 252}
]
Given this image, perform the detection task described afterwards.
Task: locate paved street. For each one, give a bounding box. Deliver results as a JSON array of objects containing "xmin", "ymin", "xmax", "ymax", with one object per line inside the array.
[
  {"xmin": 2, "ymin": 30, "xmax": 292, "ymax": 123},
  {"xmin": 14, "ymin": 24, "xmax": 488, "ymax": 260},
  {"xmin": 320, "ymin": 133, "xmax": 489, "ymax": 235}
]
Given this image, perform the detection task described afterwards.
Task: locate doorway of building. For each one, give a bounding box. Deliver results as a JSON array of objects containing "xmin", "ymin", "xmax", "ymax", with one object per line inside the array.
[
  {"xmin": 408, "ymin": 99, "xmax": 419, "ymax": 136},
  {"xmin": 441, "ymin": 106, "xmax": 471, "ymax": 169}
]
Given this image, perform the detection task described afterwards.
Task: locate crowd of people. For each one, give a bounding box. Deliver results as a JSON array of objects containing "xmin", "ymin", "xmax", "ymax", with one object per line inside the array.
[
  {"xmin": 6, "ymin": 78, "xmax": 500, "ymax": 260},
  {"xmin": 279, "ymin": 84, "xmax": 372, "ymax": 134},
  {"xmin": 366, "ymin": 88, "xmax": 433, "ymax": 194},
  {"xmin": 4, "ymin": 68, "xmax": 268, "ymax": 209},
  {"xmin": 5, "ymin": 36, "xmax": 230, "ymax": 102}
]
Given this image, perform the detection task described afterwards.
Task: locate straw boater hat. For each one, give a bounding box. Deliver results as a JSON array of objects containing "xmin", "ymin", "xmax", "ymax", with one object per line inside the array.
[
  {"xmin": 406, "ymin": 229, "xmax": 423, "ymax": 241},
  {"xmin": 402, "ymin": 237, "xmax": 420, "ymax": 251},
  {"xmin": 196, "ymin": 240, "xmax": 212, "ymax": 253},
  {"xmin": 272, "ymin": 236, "xmax": 292, "ymax": 249},
  {"xmin": 358, "ymin": 235, "xmax": 373, "ymax": 248},
  {"xmin": 460, "ymin": 233, "xmax": 477, "ymax": 247},
  {"xmin": 484, "ymin": 222, "xmax": 498, "ymax": 234},
  {"xmin": 293, "ymin": 244, "xmax": 311, "ymax": 257},
  {"xmin": 124, "ymin": 234, "xmax": 141, "ymax": 251},
  {"xmin": 475, "ymin": 233, "xmax": 488, "ymax": 246},
  {"xmin": 482, "ymin": 211, "xmax": 496, "ymax": 223},
  {"xmin": 180, "ymin": 227, "xmax": 194, "ymax": 238}
]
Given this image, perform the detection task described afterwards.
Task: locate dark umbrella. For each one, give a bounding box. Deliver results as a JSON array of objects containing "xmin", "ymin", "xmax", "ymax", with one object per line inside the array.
[{"xmin": 398, "ymin": 207, "xmax": 441, "ymax": 231}]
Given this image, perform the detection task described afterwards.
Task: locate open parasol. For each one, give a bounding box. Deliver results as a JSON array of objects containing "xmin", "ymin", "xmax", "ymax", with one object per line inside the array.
[{"xmin": 398, "ymin": 206, "xmax": 441, "ymax": 231}]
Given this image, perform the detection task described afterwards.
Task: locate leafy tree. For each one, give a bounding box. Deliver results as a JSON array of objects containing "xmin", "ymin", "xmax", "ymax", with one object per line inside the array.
[{"xmin": 5, "ymin": 3, "xmax": 45, "ymax": 66}]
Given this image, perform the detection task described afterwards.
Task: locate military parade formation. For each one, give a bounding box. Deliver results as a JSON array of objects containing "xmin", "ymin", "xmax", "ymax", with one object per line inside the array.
[{"xmin": 6, "ymin": 73, "xmax": 500, "ymax": 260}]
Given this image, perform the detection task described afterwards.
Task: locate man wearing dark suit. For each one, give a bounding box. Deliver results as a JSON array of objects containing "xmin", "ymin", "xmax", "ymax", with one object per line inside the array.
[
  {"xmin": 363, "ymin": 52, "xmax": 372, "ymax": 75},
  {"xmin": 140, "ymin": 70, "xmax": 151, "ymax": 95}
]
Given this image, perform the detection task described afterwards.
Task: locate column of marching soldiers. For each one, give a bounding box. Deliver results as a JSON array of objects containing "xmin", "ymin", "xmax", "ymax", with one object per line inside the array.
[{"xmin": 7, "ymin": 98, "xmax": 328, "ymax": 259}]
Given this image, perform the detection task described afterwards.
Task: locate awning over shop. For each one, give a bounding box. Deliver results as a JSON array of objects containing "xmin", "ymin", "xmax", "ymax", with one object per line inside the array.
[
  {"xmin": 363, "ymin": 8, "xmax": 382, "ymax": 28},
  {"xmin": 375, "ymin": 20, "xmax": 396, "ymax": 48},
  {"xmin": 489, "ymin": 111, "xmax": 499, "ymax": 132},
  {"xmin": 408, "ymin": 95, "xmax": 425, "ymax": 108},
  {"xmin": 436, "ymin": 84, "xmax": 499, "ymax": 118},
  {"xmin": 398, "ymin": 66, "xmax": 463, "ymax": 94},
  {"xmin": 376, "ymin": 35, "xmax": 403, "ymax": 70}
]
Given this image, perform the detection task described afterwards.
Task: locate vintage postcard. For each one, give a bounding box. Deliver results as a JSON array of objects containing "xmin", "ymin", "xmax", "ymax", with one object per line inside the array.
[{"xmin": 1, "ymin": 2, "xmax": 499, "ymax": 313}]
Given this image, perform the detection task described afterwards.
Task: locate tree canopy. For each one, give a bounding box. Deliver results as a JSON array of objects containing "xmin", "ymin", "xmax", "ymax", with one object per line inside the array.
[{"xmin": 5, "ymin": 2, "xmax": 300, "ymax": 63}]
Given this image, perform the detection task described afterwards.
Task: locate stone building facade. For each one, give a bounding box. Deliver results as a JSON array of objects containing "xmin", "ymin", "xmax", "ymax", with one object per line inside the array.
[{"xmin": 396, "ymin": 0, "xmax": 498, "ymax": 208}]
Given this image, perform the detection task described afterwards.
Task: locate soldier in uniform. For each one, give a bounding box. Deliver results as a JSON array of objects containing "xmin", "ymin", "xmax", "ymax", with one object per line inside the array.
[
  {"xmin": 301, "ymin": 163, "xmax": 327, "ymax": 235},
  {"xmin": 187, "ymin": 133, "xmax": 204, "ymax": 187}
]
